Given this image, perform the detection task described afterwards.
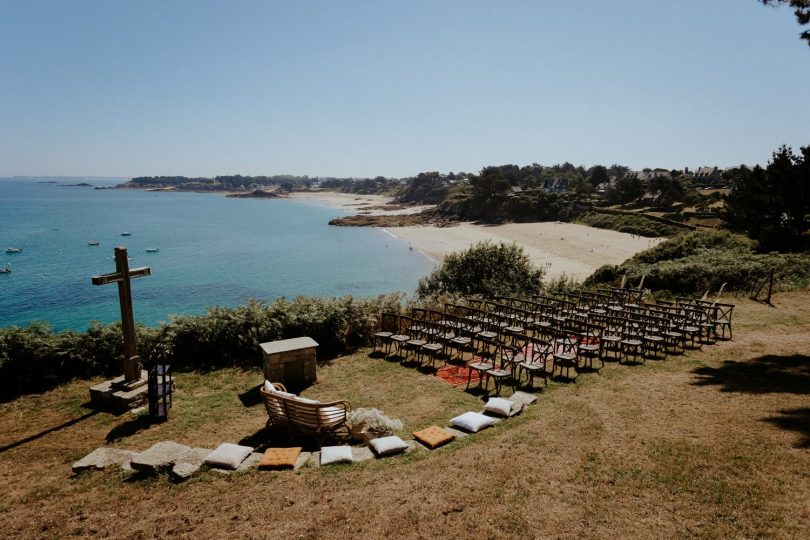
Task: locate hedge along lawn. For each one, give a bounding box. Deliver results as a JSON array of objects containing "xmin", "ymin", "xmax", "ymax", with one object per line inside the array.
[{"xmin": 0, "ymin": 292, "xmax": 809, "ymax": 538}]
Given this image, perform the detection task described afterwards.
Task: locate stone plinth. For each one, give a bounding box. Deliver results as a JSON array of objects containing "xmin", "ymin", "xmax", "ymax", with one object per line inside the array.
[
  {"xmin": 260, "ymin": 337, "xmax": 318, "ymax": 391},
  {"xmin": 89, "ymin": 370, "xmax": 149, "ymax": 411}
]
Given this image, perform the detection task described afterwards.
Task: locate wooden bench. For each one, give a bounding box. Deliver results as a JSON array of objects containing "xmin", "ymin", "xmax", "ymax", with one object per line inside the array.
[{"xmin": 260, "ymin": 383, "xmax": 351, "ymax": 448}]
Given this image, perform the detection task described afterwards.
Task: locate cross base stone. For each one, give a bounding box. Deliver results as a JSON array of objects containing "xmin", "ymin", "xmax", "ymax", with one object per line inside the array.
[{"xmin": 89, "ymin": 370, "xmax": 149, "ymax": 411}]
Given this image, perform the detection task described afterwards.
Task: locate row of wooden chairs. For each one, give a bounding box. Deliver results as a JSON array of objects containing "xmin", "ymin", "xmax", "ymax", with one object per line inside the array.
[{"xmin": 372, "ymin": 291, "xmax": 734, "ymax": 394}]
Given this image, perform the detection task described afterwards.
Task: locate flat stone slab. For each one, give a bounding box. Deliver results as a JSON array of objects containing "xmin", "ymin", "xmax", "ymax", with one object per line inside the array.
[
  {"xmin": 294, "ymin": 451, "xmax": 312, "ymax": 471},
  {"xmin": 72, "ymin": 448, "xmax": 139, "ymax": 473},
  {"xmin": 236, "ymin": 452, "xmax": 263, "ymax": 471},
  {"xmin": 89, "ymin": 371, "xmax": 149, "ymax": 411},
  {"xmin": 130, "ymin": 441, "xmax": 192, "ymax": 474},
  {"xmin": 405, "ymin": 440, "xmax": 426, "ymax": 454},
  {"xmin": 444, "ymin": 427, "xmax": 470, "ymax": 439},
  {"xmin": 351, "ymin": 446, "xmax": 374, "ymax": 462},
  {"xmin": 508, "ymin": 391, "xmax": 537, "ymax": 406},
  {"xmin": 170, "ymin": 447, "xmax": 211, "ymax": 481}
]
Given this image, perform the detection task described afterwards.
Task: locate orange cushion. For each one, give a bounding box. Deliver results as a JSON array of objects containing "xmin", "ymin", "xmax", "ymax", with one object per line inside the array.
[
  {"xmin": 258, "ymin": 447, "xmax": 302, "ymax": 470},
  {"xmin": 412, "ymin": 425, "xmax": 455, "ymax": 449}
]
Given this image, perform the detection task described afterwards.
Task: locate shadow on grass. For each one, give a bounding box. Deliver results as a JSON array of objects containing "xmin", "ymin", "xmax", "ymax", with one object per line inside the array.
[
  {"xmin": 763, "ymin": 407, "xmax": 810, "ymax": 448},
  {"xmin": 0, "ymin": 408, "xmax": 99, "ymax": 454},
  {"xmin": 106, "ymin": 414, "xmax": 160, "ymax": 442},
  {"xmin": 238, "ymin": 427, "xmax": 329, "ymax": 453},
  {"xmin": 238, "ymin": 384, "xmax": 263, "ymax": 407},
  {"xmin": 692, "ymin": 354, "xmax": 810, "ymax": 395}
]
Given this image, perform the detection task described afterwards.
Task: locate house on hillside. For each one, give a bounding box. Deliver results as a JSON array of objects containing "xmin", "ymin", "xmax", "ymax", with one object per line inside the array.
[
  {"xmin": 692, "ymin": 166, "xmax": 721, "ymax": 182},
  {"xmin": 540, "ymin": 177, "xmax": 571, "ymax": 194}
]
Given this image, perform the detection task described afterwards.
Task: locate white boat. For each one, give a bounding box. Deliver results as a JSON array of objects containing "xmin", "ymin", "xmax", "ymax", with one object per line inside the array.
[
  {"xmin": 0, "ymin": 263, "xmax": 10, "ymax": 274},
  {"xmin": 5, "ymin": 247, "xmax": 22, "ymax": 253},
  {"xmin": 88, "ymin": 241, "xmax": 100, "ymax": 246},
  {"xmin": 121, "ymin": 232, "xmax": 131, "ymax": 236},
  {"xmin": 144, "ymin": 248, "xmax": 159, "ymax": 253}
]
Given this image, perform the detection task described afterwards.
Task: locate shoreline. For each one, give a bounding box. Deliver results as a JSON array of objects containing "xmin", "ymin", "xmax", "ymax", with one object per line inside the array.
[
  {"xmin": 124, "ymin": 187, "xmax": 663, "ymax": 282},
  {"xmin": 385, "ymin": 222, "xmax": 663, "ymax": 282}
]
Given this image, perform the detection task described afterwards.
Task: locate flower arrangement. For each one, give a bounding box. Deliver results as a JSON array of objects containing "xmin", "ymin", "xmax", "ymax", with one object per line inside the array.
[{"xmin": 348, "ymin": 407, "xmax": 404, "ymax": 435}]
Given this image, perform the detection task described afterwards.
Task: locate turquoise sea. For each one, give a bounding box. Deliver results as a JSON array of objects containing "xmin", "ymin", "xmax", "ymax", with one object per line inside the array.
[{"xmin": 0, "ymin": 178, "xmax": 435, "ymax": 331}]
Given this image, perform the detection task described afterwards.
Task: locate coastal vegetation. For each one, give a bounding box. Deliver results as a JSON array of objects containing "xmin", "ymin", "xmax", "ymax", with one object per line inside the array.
[
  {"xmin": 575, "ymin": 212, "xmax": 682, "ymax": 238},
  {"xmin": 416, "ymin": 241, "xmax": 545, "ymax": 299},
  {"xmin": 0, "ymin": 295, "xmax": 400, "ymax": 401},
  {"xmin": 585, "ymin": 230, "xmax": 810, "ymax": 295}
]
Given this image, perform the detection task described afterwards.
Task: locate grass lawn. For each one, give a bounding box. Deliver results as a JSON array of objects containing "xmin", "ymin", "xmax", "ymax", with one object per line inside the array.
[{"xmin": 0, "ymin": 293, "xmax": 808, "ymax": 538}]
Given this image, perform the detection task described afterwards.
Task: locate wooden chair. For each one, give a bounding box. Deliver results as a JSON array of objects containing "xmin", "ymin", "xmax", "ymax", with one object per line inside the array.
[
  {"xmin": 552, "ymin": 327, "xmax": 581, "ymax": 380},
  {"xmin": 466, "ymin": 337, "xmax": 498, "ymax": 391},
  {"xmin": 714, "ymin": 302, "xmax": 734, "ymax": 339},
  {"xmin": 516, "ymin": 337, "xmax": 553, "ymax": 390},
  {"xmin": 372, "ymin": 312, "xmax": 398, "ymax": 357}
]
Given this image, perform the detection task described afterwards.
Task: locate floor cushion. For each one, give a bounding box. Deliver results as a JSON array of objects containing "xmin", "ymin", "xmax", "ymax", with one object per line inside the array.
[
  {"xmin": 484, "ymin": 397, "xmax": 517, "ymax": 417},
  {"xmin": 449, "ymin": 411, "xmax": 496, "ymax": 433},
  {"xmin": 368, "ymin": 435, "xmax": 409, "ymax": 457},
  {"xmin": 320, "ymin": 445, "xmax": 353, "ymax": 466},
  {"xmin": 204, "ymin": 443, "xmax": 254, "ymax": 470},
  {"xmin": 412, "ymin": 425, "xmax": 455, "ymax": 449},
  {"xmin": 258, "ymin": 447, "xmax": 302, "ymax": 470}
]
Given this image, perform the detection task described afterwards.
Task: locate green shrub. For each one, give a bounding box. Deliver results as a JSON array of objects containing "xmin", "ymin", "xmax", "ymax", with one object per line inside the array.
[
  {"xmin": 417, "ymin": 241, "xmax": 544, "ymax": 299},
  {"xmin": 576, "ymin": 212, "xmax": 681, "ymax": 237},
  {"xmin": 584, "ymin": 230, "xmax": 810, "ymax": 294},
  {"xmin": 0, "ymin": 294, "xmax": 403, "ymax": 401}
]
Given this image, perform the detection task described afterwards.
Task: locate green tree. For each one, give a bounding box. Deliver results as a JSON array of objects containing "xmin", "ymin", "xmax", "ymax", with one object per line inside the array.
[
  {"xmin": 416, "ymin": 241, "xmax": 545, "ymax": 298},
  {"xmin": 588, "ymin": 165, "xmax": 609, "ymax": 187},
  {"xmin": 761, "ymin": 1, "xmax": 810, "ymax": 46},
  {"xmin": 606, "ymin": 175, "xmax": 644, "ymax": 204},
  {"xmin": 724, "ymin": 145, "xmax": 810, "ymax": 250}
]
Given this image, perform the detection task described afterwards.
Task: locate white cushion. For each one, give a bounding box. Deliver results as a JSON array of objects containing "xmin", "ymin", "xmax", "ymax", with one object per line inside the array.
[
  {"xmin": 294, "ymin": 396, "xmax": 319, "ymax": 405},
  {"xmin": 263, "ymin": 381, "xmax": 295, "ymax": 398},
  {"xmin": 320, "ymin": 445, "xmax": 353, "ymax": 466},
  {"xmin": 483, "ymin": 397, "xmax": 514, "ymax": 417},
  {"xmin": 368, "ymin": 436, "xmax": 409, "ymax": 456},
  {"xmin": 204, "ymin": 443, "xmax": 254, "ymax": 470},
  {"xmin": 449, "ymin": 411, "xmax": 496, "ymax": 433}
]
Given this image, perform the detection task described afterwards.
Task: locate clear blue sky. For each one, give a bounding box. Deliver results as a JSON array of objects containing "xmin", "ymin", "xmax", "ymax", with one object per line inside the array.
[{"xmin": 1, "ymin": 0, "xmax": 808, "ymax": 178}]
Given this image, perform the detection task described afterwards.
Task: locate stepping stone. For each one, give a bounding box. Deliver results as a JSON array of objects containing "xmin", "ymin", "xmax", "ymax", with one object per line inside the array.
[
  {"xmin": 309, "ymin": 451, "xmax": 321, "ymax": 468},
  {"xmin": 351, "ymin": 446, "xmax": 374, "ymax": 462},
  {"xmin": 130, "ymin": 441, "xmax": 192, "ymax": 474},
  {"xmin": 508, "ymin": 391, "xmax": 537, "ymax": 406},
  {"xmin": 170, "ymin": 447, "xmax": 211, "ymax": 482},
  {"xmin": 294, "ymin": 451, "xmax": 312, "ymax": 471},
  {"xmin": 444, "ymin": 427, "xmax": 470, "ymax": 439},
  {"xmin": 236, "ymin": 452, "xmax": 263, "ymax": 471},
  {"xmin": 405, "ymin": 440, "xmax": 427, "ymax": 454},
  {"xmin": 72, "ymin": 448, "xmax": 139, "ymax": 473}
]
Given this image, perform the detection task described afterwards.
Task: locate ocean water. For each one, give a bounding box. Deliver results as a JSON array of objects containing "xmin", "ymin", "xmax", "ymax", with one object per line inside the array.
[{"xmin": 0, "ymin": 178, "xmax": 435, "ymax": 331}]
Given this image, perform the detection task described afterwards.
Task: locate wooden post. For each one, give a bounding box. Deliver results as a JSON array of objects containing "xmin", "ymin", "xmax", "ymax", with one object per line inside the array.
[
  {"xmin": 92, "ymin": 247, "xmax": 151, "ymax": 384},
  {"xmin": 766, "ymin": 269, "xmax": 774, "ymax": 304}
]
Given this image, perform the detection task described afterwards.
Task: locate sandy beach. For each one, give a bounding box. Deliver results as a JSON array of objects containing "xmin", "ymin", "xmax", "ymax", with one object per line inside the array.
[
  {"xmin": 389, "ymin": 222, "xmax": 663, "ymax": 281},
  {"xmin": 290, "ymin": 191, "xmax": 663, "ymax": 281}
]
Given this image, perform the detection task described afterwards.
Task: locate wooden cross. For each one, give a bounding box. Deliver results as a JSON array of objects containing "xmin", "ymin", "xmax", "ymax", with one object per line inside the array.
[{"xmin": 92, "ymin": 247, "xmax": 151, "ymax": 384}]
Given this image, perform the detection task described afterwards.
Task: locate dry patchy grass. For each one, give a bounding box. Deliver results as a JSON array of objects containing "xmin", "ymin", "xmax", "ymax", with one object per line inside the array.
[{"xmin": 0, "ymin": 293, "xmax": 808, "ymax": 538}]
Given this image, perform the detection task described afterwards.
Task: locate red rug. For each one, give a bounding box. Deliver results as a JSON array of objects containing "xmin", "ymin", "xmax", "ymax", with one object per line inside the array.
[{"xmin": 434, "ymin": 362, "xmax": 482, "ymax": 387}]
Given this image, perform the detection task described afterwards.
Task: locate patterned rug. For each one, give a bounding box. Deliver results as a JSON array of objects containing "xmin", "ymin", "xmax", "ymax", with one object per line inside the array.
[{"xmin": 434, "ymin": 362, "xmax": 482, "ymax": 387}]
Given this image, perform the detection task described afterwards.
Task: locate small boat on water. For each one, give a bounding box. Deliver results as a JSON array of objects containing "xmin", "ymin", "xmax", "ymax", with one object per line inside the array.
[
  {"xmin": 144, "ymin": 248, "xmax": 159, "ymax": 253},
  {"xmin": 88, "ymin": 241, "xmax": 100, "ymax": 246},
  {"xmin": 121, "ymin": 232, "xmax": 131, "ymax": 236},
  {"xmin": 0, "ymin": 263, "xmax": 11, "ymax": 274},
  {"xmin": 5, "ymin": 247, "xmax": 22, "ymax": 253}
]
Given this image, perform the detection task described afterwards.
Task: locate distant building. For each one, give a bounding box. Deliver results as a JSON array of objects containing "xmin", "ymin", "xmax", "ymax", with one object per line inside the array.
[
  {"xmin": 692, "ymin": 166, "xmax": 721, "ymax": 182},
  {"xmin": 625, "ymin": 170, "xmax": 671, "ymax": 182},
  {"xmin": 540, "ymin": 177, "xmax": 571, "ymax": 194}
]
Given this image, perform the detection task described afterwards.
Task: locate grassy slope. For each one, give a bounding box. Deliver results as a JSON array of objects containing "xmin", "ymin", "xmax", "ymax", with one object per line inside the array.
[{"xmin": 0, "ymin": 293, "xmax": 808, "ymax": 538}]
